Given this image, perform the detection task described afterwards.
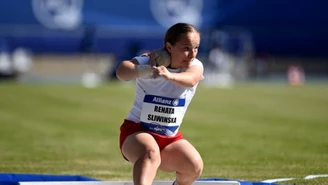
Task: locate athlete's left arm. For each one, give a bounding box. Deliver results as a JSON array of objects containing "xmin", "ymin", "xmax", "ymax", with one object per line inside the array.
[{"xmin": 156, "ymin": 64, "xmax": 203, "ymax": 88}]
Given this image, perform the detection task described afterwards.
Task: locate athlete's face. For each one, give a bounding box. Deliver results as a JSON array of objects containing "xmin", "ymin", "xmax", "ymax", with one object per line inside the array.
[{"xmin": 166, "ymin": 31, "xmax": 200, "ymax": 69}]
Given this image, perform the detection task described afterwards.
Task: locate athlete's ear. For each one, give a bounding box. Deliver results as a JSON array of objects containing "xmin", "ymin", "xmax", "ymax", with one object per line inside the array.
[{"xmin": 165, "ymin": 42, "xmax": 172, "ymax": 53}]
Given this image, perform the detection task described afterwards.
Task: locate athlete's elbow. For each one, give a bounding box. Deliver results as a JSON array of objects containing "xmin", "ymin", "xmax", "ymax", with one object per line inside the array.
[
  {"xmin": 116, "ymin": 64, "xmax": 132, "ymax": 81},
  {"xmin": 172, "ymin": 76, "xmax": 198, "ymax": 88},
  {"xmin": 179, "ymin": 80, "xmax": 198, "ymax": 88},
  {"xmin": 186, "ymin": 76, "xmax": 201, "ymax": 87},
  {"xmin": 116, "ymin": 72, "xmax": 131, "ymax": 81},
  {"xmin": 116, "ymin": 71, "xmax": 127, "ymax": 81},
  {"xmin": 186, "ymin": 80, "xmax": 198, "ymax": 88}
]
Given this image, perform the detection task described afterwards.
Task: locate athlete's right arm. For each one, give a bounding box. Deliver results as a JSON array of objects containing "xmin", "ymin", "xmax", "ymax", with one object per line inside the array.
[
  {"xmin": 116, "ymin": 57, "xmax": 153, "ymax": 81},
  {"xmin": 116, "ymin": 59, "xmax": 139, "ymax": 81}
]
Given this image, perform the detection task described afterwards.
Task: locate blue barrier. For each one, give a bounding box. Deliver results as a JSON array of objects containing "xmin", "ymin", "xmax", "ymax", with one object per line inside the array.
[
  {"xmin": 0, "ymin": 173, "xmax": 98, "ymax": 185},
  {"xmin": 0, "ymin": 173, "xmax": 281, "ymax": 185}
]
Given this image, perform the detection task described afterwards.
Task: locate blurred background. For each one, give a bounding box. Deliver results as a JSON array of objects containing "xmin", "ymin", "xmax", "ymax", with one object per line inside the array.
[
  {"xmin": 1, "ymin": 1, "xmax": 328, "ymax": 184},
  {"xmin": 0, "ymin": 0, "xmax": 327, "ymax": 87}
]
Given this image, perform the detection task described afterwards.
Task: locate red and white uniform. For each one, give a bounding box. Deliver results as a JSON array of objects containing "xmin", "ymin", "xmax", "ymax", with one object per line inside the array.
[{"xmin": 126, "ymin": 56, "xmax": 204, "ymax": 136}]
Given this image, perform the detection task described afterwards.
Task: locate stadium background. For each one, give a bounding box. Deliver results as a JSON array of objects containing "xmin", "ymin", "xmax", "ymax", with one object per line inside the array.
[
  {"xmin": 0, "ymin": 1, "xmax": 327, "ymax": 185},
  {"xmin": 0, "ymin": 0, "xmax": 327, "ymax": 83}
]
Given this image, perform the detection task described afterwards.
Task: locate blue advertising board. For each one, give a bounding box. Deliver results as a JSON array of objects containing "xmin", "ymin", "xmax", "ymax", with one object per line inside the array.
[{"xmin": 0, "ymin": 0, "xmax": 327, "ymax": 56}]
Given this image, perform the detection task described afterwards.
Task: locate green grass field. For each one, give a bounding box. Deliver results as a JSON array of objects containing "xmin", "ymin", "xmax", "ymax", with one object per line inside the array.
[{"xmin": 0, "ymin": 82, "xmax": 327, "ymax": 184}]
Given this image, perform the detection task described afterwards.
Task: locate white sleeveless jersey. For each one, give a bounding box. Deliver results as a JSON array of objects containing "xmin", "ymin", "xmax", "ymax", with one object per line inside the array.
[{"xmin": 126, "ymin": 56, "xmax": 204, "ymax": 136}]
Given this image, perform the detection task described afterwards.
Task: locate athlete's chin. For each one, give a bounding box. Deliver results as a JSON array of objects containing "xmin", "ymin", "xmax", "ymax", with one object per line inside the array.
[
  {"xmin": 181, "ymin": 60, "xmax": 193, "ymax": 67},
  {"xmin": 182, "ymin": 63, "xmax": 190, "ymax": 67}
]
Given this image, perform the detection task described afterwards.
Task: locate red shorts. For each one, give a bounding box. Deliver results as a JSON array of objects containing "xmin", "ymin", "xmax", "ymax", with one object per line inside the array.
[{"xmin": 119, "ymin": 119, "xmax": 184, "ymax": 160}]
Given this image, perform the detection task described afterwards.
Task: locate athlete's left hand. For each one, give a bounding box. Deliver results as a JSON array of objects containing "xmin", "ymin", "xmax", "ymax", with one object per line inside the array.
[{"xmin": 152, "ymin": 65, "xmax": 173, "ymax": 80}]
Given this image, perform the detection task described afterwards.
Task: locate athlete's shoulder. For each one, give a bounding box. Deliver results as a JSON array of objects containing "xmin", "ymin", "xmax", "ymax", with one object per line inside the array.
[
  {"xmin": 188, "ymin": 58, "xmax": 204, "ymax": 80},
  {"xmin": 189, "ymin": 58, "xmax": 203, "ymax": 68}
]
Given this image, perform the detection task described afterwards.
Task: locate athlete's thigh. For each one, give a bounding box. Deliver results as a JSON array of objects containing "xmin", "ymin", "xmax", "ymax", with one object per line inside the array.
[
  {"xmin": 159, "ymin": 139, "xmax": 203, "ymax": 172},
  {"xmin": 122, "ymin": 132, "xmax": 160, "ymax": 163}
]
